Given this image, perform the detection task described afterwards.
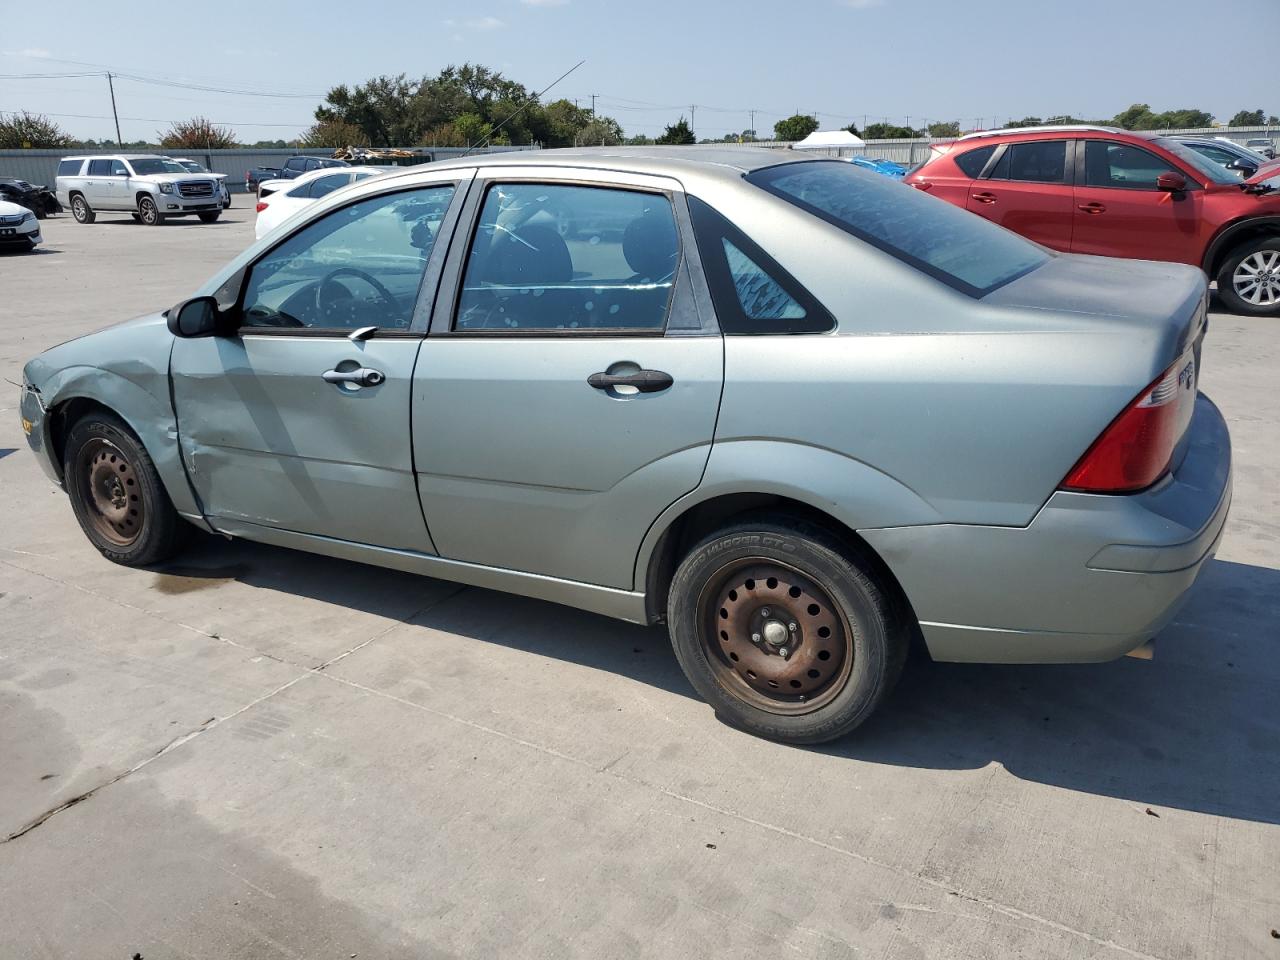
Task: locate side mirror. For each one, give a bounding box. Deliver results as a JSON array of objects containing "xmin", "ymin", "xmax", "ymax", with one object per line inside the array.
[
  {"xmin": 1227, "ymin": 158, "xmax": 1258, "ymax": 177},
  {"xmin": 166, "ymin": 295, "xmax": 224, "ymax": 338},
  {"xmin": 1156, "ymin": 172, "xmax": 1187, "ymax": 192}
]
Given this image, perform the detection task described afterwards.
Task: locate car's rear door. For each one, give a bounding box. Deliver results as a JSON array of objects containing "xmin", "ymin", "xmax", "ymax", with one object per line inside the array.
[
  {"xmin": 412, "ymin": 167, "xmax": 724, "ymax": 589},
  {"xmin": 966, "ymin": 139, "xmax": 1074, "ymax": 250},
  {"xmin": 1071, "ymin": 140, "xmax": 1205, "ymax": 264},
  {"xmin": 170, "ymin": 173, "xmax": 470, "ymax": 551}
]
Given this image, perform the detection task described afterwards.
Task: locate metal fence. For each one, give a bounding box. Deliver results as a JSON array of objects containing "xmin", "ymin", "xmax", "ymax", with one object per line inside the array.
[{"xmin": 0, "ymin": 145, "xmax": 537, "ymax": 193}]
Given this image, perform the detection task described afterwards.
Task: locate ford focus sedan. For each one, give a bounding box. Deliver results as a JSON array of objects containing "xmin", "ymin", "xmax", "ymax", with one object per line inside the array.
[{"xmin": 19, "ymin": 148, "xmax": 1231, "ymax": 744}]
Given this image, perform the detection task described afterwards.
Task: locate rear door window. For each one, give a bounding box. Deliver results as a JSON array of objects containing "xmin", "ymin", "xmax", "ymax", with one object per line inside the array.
[
  {"xmin": 308, "ymin": 173, "xmax": 352, "ymax": 198},
  {"xmin": 454, "ymin": 183, "xmax": 680, "ymax": 333},
  {"xmin": 989, "ymin": 141, "xmax": 1068, "ymax": 183},
  {"xmin": 87, "ymin": 159, "xmax": 112, "ymax": 176}
]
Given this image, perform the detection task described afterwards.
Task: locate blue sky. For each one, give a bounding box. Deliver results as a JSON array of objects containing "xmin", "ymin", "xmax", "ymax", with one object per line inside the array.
[{"xmin": 2, "ymin": 0, "xmax": 1276, "ymax": 143}]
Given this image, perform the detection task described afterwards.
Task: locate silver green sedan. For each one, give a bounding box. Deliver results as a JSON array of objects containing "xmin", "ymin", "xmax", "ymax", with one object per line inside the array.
[{"xmin": 19, "ymin": 148, "xmax": 1231, "ymax": 744}]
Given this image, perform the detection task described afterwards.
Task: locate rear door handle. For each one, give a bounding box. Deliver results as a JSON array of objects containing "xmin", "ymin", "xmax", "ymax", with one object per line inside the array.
[
  {"xmin": 971, "ymin": 192, "xmax": 998, "ymax": 204},
  {"xmin": 323, "ymin": 367, "xmax": 385, "ymax": 388},
  {"xmin": 1077, "ymin": 202, "xmax": 1106, "ymax": 214},
  {"xmin": 587, "ymin": 369, "xmax": 674, "ymax": 393}
]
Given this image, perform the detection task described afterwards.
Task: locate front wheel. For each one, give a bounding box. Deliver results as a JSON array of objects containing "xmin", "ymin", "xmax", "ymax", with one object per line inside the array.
[
  {"xmin": 64, "ymin": 413, "xmax": 186, "ymax": 566},
  {"xmin": 197, "ymin": 211, "xmax": 221, "ymax": 223},
  {"xmin": 667, "ymin": 518, "xmax": 909, "ymax": 744},
  {"xmin": 137, "ymin": 196, "xmax": 164, "ymax": 226},
  {"xmin": 70, "ymin": 193, "xmax": 95, "ymax": 224},
  {"xmin": 1217, "ymin": 238, "xmax": 1280, "ymax": 316}
]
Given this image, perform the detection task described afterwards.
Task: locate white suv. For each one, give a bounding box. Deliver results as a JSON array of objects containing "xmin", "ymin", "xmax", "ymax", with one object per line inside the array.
[{"xmin": 56, "ymin": 155, "xmax": 223, "ymax": 226}]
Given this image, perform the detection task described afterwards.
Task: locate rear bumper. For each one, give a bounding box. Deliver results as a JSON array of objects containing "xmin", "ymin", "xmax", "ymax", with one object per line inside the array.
[{"xmin": 861, "ymin": 393, "xmax": 1232, "ymax": 663}]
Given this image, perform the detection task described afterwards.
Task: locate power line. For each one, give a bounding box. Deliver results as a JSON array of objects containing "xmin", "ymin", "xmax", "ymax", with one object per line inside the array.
[{"xmin": 0, "ymin": 109, "xmax": 311, "ymax": 129}]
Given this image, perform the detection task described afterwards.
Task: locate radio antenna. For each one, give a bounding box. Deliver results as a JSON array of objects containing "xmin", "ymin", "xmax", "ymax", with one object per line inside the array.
[{"xmin": 462, "ymin": 59, "xmax": 586, "ymax": 157}]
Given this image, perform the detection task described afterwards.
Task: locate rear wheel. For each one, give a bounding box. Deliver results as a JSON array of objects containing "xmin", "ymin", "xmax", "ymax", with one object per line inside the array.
[
  {"xmin": 64, "ymin": 413, "xmax": 186, "ymax": 566},
  {"xmin": 667, "ymin": 518, "xmax": 909, "ymax": 744},
  {"xmin": 70, "ymin": 193, "xmax": 95, "ymax": 224},
  {"xmin": 197, "ymin": 211, "xmax": 221, "ymax": 224},
  {"xmin": 1217, "ymin": 237, "xmax": 1280, "ymax": 316},
  {"xmin": 137, "ymin": 196, "xmax": 164, "ymax": 226}
]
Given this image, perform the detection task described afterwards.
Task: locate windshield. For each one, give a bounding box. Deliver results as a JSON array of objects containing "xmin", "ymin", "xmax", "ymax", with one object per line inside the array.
[
  {"xmin": 130, "ymin": 158, "xmax": 188, "ymax": 176},
  {"xmin": 748, "ymin": 160, "xmax": 1049, "ymax": 297},
  {"xmin": 177, "ymin": 160, "xmax": 204, "ymax": 173},
  {"xmin": 1154, "ymin": 139, "xmax": 1240, "ymax": 185}
]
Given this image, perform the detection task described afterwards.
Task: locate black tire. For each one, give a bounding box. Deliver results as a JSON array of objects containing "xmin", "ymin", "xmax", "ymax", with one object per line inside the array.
[
  {"xmin": 64, "ymin": 412, "xmax": 186, "ymax": 566},
  {"xmin": 130, "ymin": 213, "xmax": 141, "ymax": 222},
  {"xmin": 70, "ymin": 193, "xmax": 95, "ymax": 224},
  {"xmin": 197, "ymin": 211, "xmax": 221, "ymax": 224},
  {"xmin": 667, "ymin": 517, "xmax": 910, "ymax": 744},
  {"xmin": 137, "ymin": 196, "xmax": 164, "ymax": 226},
  {"xmin": 1216, "ymin": 237, "xmax": 1280, "ymax": 316}
]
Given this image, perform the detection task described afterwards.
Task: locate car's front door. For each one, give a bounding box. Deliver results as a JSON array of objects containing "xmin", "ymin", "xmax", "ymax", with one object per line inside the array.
[
  {"xmin": 966, "ymin": 139, "xmax": 1074, "ymax": 251},
  {"xmin": 1071, "ymin": 140, "xmax": 1205, "ymax": 264},
  {"xmin": 171, "ymin": 177, "xmax": 467, "ymax": 551},
  {"xmin": 412, "ymin": 172, "xmax": 724, "ymax": 589}
]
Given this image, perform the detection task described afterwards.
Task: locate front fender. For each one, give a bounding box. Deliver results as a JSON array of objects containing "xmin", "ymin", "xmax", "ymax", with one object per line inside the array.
[
  {"xmin": 41, "ymin": 365, "xmax": 204, "ymax": 521},
  {"xmin": 633, "ymin": 438, "xmax": 941, "ymax": 590}
]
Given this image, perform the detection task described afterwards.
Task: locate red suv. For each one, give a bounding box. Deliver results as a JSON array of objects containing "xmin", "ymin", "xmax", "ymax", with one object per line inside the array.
[{"xmin": 909, "ymin": 125, "xmax": 1280, "ymax": 315}]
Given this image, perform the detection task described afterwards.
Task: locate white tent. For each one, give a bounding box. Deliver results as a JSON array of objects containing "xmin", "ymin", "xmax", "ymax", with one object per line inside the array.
[{"xmin": 792, "ymin": 130, "xmax": 866, "ymax": 150}]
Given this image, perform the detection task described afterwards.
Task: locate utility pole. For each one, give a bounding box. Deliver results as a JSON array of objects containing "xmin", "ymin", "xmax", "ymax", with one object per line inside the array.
[
  {"xmin": 690, "ymin": 104, "xmax": 696, "ymax": 132},
  {"xmin": 590, "ymin": 93, "xmax": 597, "ymax": 118},
  {"xmin": 749, "ymin": 109, "xmax": 755, "ymax": 140},
  {"xmin": 106, "ymin": 72, "xmax": 122, "ymax": 147}
]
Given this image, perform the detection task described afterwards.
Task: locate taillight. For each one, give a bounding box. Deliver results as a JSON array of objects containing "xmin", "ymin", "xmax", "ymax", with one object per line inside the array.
[
  {"xmin": 1062, "ymin": 352, "xmax": 1197, "ymax": 493},
  {"xmin": 255, "ymin": 200, "xmax": 268, "ymax": 213}
]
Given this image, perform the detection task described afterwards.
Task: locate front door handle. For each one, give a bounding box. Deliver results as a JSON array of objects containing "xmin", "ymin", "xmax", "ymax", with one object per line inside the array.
[
  {"xmin": 323, "ymin": 367, "xmax": 385, "ymax": 388},
  {"xmin": 971, "ymin": 192, "xmax": 998, "ymax": 204},
  {"xmin": 1077, "ymin": 202, "xmax": 1107, "ymax": 214},
  {"xmin": 587, "ymin": 369, "xmax": 674, "ymax": 393}
]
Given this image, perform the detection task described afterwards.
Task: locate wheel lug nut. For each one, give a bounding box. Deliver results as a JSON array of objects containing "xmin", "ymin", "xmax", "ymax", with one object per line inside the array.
[
  {"xmin": 779, "ymin": 647, "xmax": 789, "ymax": 658},
  {"xmin": 761, "ymin": 607, "xmax": 770, "ymax": 617},
  {"xmin": 751, "ymin": 633, "xmax": 762, "ymax": 643},
  {"xmin": 788, "ymin": 622, "xmax": 797, "ymax": 632}
]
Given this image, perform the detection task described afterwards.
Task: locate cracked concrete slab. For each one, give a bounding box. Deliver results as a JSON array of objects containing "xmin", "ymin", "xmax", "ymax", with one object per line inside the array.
[{"xmin": 1, "ymin": 207, "xmax": 1277, "ymax": 959}]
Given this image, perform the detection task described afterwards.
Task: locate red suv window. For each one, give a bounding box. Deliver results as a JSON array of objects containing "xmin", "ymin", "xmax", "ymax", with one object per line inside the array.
[
  {"xmin": 954, "ymin": 145, "xmax": 996, "ymax": 178},
  {"xmin": 1082, "ymin": 142, "xmax": 1178, "ymax": 190},
  {"xmin": 990, "ymin": 141, "xmax": 1069, "ymax": 184}
]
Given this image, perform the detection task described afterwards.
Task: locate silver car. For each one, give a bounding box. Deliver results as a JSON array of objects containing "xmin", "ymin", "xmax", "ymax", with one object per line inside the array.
[{"xmin": 19, "ymin": 148, "xmax": 1231, "ymax": 743}]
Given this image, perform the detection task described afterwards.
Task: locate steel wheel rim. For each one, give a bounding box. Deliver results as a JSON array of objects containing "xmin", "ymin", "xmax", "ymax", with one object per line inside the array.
[
  {"xmin": 75, "ymin": 438, "xmax": 144, "ymax": 547},
  {"xmin": 698, "ymin": 558, "xmax": 854, "ymax": 715},
  {"xmin": 140, "ymin": 199, "xmax": 157, "ymax": 224},
  {"xmin": 1234, "ymin": 251, "xmax": 1280, "ymax": 306}
]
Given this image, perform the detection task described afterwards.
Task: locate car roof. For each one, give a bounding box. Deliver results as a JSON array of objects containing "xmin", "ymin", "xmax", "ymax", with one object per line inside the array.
[{"xmin": 413, "ymin": 145, "xmax": 814, "ymax": 181}]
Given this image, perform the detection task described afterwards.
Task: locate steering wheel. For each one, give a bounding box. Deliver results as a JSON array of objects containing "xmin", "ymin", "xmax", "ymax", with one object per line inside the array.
[{"xmin": 313, "ymin": 266, "xmax": 399, "ymax": 327}]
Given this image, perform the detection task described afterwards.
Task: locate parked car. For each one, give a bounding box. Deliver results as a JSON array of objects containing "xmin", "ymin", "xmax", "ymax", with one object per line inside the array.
[
  {"xmin": 846, "ymin": 157, "xmax": 907, "ymax": 179},
  {"xmin": 170, "ymin": 158, "xmax": 232, "ymax": 209},
  {"xmin": 254, "ymin": 165, "xmax": 390, "ymax": 239},
  {"xmin": 19, "ymin": 149, "xmax": 1231, "ymax": 744},
  {"xmin": 245, "ymin": 156, "xmax": 349, "ymax": 194},
  {"xmin": 1170, "ymin": 136, "xmax": 1280, "ymax": 180},
  {"xmin": 910, "ymin": 125, "xmax": 1280, "ymax": 315},
  {"xmin": 1244, "ymin": 138, "xmax": 1277, "ymax": 160},
  {"xmin": 0, "ymin": 198, "xmax": 42, "ymax": 252},
  {"xmin": 0, "ymin": 177, "xmax": 62, "ymax": 218},
  {"xmin": 55, "ymin": 155, "xmax": 223, "ymax": 226}
]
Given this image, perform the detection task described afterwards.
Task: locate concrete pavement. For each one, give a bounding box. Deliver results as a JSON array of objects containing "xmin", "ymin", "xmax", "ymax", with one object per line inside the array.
[{"xmin": 0, "ymin": 207, "xmax": 1277, "ymax": 959}]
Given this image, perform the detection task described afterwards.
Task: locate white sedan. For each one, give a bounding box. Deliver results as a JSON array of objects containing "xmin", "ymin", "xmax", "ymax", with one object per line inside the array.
[
  {"xmin": 0, "ymin": 198, "xmax": 42, "ymax": 252},
  {"xmin": 254, "ymin": 165, "xmax": 391, "ymax": 240}
]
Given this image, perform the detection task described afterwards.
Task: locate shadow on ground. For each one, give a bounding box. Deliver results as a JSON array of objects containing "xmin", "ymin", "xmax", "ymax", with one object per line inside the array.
[{"xmin": 158, "ymin": 536, "xmax": 1280, "ymax": 825}]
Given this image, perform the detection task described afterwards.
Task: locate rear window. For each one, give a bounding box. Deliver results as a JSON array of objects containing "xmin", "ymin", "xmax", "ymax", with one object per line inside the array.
[
  {"xmin": 748, "ymin": 160, "xmax": 1050, "ymax": 297},
  {"xmin": 954, "ymin": 145, "xmax": 995, "ymax": 178},
  {"xmin": 57, "ymin": 159, "xmax": 83, "ymax": 177}
]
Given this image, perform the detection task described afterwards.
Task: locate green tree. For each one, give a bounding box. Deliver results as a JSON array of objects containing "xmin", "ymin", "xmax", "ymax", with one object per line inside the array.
[
  {"xmin": 575, "ymin": 118, "xmax": 624, "ymax": 146},
  {"xmin": 657, "ymin": 117, "xmax": 696, "ymax": 145},
  {"xmin": 315, "ymin": 74, "xmax": 420, "ymax": 146},
  {"xmin": 927, "ymin": 120, "xmax": 961, "ymax": 138},
  {"xmin": 1112, "ymin": 103, "xmax": 1213, "ymax": 130},
  {"xmin": 844, "ymin": 122, "xmax": 860, "ymax": 137},
  {"xmin": 158, "ymin": 116, "xmax": 238, "ymax": 149},
  {"xmin": 1228, "ymin": 109, "xmax": 1266, "ymax": 127},
  {"xmin": 0, "ymin": 111, "xmax": 73, "ymax": 148},
  {"xmin": 773, "ymin": 113, "xmax": 819, "ymax": 141},
  {"xmin": 302, "ymin": 119, "xmax": 367, "ymax": 148},
  {"xmin": 862, "ymin": 122, "xmax": 920, "ymax": 139}
]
